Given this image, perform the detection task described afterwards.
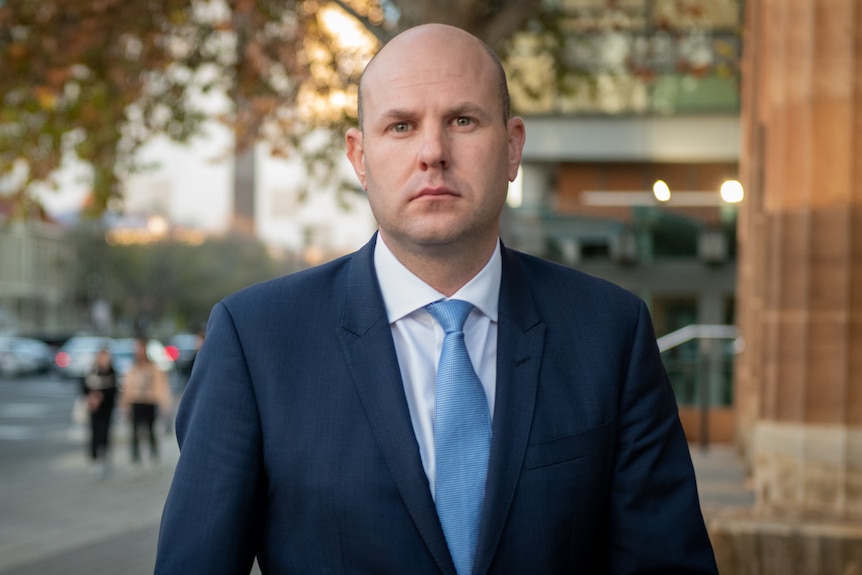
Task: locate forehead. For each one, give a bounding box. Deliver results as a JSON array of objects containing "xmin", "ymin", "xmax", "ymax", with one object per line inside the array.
[{"xmin": 360, "ymin": 30, "xmax": 500, "ymax": 118}]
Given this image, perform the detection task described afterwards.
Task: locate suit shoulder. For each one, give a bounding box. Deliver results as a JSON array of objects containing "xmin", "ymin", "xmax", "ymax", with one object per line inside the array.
[{"xmin": 508, "ymin": 249, "xmax": 642, "ymax": 308}]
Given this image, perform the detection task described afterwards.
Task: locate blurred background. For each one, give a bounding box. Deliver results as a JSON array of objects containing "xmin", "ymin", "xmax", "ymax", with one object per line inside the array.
[{"xmin": 1, "ymin": 0, "xmax": 860, "ymax": 573}]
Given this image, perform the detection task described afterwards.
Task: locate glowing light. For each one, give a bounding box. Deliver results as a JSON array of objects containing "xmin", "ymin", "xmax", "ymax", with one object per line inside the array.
[
  {"xmin": 319, "ymin": 5, "xmax": 375, "ymax": 50},
  {"xmin": 147, "ymin": 215, "xmax": 169, "ymax": 236},
  {"xmin": 55, "ymin": 351, "xmax": 71, "ymax": 368},
  {"xmin": 720, "ymin": 180, "xmax": 744, "ymax": 203},
  {"xmin": 653, "ymin": 180, "xmax": 671, "ymax": 202},
  {"xmin": 165, "ymin": 345, "xmax": 181, "ymax": 361}
]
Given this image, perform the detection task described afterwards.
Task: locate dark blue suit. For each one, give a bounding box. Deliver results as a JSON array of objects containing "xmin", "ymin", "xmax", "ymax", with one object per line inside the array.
[{"xmin": 156, "ymin": 236, "xmax": 717, "ymax": 574}]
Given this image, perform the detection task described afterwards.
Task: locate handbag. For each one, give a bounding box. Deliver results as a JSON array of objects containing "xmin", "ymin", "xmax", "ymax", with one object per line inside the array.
[{"xmin": 72, "ymin": 396, "xmax": 88, "ymax": 425}]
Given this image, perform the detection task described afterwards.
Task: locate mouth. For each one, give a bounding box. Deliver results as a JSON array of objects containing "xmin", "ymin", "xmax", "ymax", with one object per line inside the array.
[{"xmin": 412, "ymin": 186, "xmax": 459, "ymax": 200}]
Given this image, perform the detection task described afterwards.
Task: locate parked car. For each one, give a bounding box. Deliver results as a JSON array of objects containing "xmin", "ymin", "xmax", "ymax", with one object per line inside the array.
[
  {"xmin": 0, "ymin": 336, "xmax": 54, "ymax": 378},
  {"xmin": 54, "ymin": 336, "xmax": 114, "ymax": 379},
  {"xmin": 165, "ymin": 333, "xmax": 202, "ymax": 376},
  {"xmin": 110, "ymin": 338, "xmax": 175, "ymax": 378}
]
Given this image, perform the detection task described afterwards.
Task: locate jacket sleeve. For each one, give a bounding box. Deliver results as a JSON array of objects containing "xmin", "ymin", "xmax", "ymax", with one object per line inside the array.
[
  {"xmin": 606, "ymin": 301, "xmax": 718, "ymax": 574},
  {"xmin": 155, "ymin": 302, "xmax": 264, "ymax": 574}
]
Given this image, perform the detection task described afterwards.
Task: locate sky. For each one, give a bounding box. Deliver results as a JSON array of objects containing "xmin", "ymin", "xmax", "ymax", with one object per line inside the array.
[{"xmin": 35, "ymin": 121, "xmax": 378, "ymax": 256}]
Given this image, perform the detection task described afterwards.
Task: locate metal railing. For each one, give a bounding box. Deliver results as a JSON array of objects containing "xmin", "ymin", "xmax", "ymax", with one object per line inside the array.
[
  {"xmin": 658, "ymin": 324, "xmax": 740, "ymax": 450},
  {"xmin": 657, "ymin": 324, "xmax": 738, "ymax": 353}
]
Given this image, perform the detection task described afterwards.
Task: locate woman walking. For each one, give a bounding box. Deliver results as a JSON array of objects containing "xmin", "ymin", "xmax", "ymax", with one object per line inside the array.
[
  {"xmin": 120, "ymin": 337, "xmax": 171, "ymax": 469},
  {"xmin": 81, "ymin": 347, "xmax": 118, "ymax": 478}
]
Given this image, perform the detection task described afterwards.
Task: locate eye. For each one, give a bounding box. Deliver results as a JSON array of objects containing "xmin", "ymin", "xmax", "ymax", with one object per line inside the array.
[
  {"xmin": 391, "ymin": 122, "xmax": 410, "ymax": 133},
  {"xmin": 454, "ymin": 117, "xmax": 473, "ymax": 127}
]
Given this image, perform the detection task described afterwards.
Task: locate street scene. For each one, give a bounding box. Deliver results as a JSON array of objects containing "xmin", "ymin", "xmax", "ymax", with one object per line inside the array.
[
  {"xmin": 0, "ymin": 371, "xmax": 179, "ymax": 575},
  {"xmin": 3, "ymin": 0, "xmax": 860, "ymax": 572}
]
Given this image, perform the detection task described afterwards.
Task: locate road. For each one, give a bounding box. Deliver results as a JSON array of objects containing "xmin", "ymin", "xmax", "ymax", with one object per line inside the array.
[{"xmin": 0, "ymin": 373, "xmax": 80, "ymax": 463}]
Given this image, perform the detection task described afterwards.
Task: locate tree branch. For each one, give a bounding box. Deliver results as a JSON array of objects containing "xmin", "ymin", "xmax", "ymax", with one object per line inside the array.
[{"xmin": 329, "ymin": 0, "xmax": 394, "ymax": 44}]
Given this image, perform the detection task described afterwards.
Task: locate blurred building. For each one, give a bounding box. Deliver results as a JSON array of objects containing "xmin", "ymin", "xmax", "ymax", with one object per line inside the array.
[
  {"xmin": 116, "ymin": 130, "xmax": 377, "ymax": 265},
  {"xmin": 504, "ymin": 0, "xmax": 743, "ymax": 443},
  {"xmin": 0, "ymin": 217, "xmax": 78, "ymax": 340}
]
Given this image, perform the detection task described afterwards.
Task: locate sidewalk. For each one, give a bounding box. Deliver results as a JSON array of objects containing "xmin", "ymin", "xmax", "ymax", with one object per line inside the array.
[
  {"xmin": 690, "ymin": 444, "xmax": 756, "ymax": 518},
  {"xmin": 0, "ymin": 421, "xmax": 180, "ymax": 575},
  {"xmin": 0, "ymin": 420, "xmax": 751, "ymax": 575}
]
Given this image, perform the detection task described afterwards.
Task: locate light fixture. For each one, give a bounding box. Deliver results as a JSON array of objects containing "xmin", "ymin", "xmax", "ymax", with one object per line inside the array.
[
  {"xmin": 720, "ymin": 180, "xmax": 744, "ymax": 203},
  {"xmin": 652, "ymin": 180, "xmax": 671, "ymax": 202}
]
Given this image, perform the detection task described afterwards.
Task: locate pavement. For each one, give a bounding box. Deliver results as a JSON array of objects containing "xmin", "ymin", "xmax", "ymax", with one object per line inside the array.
[
  {"xmin": 0, "ymin": 419, "xmax": 753, "ymax": 575},
  {"xmin": 691, "ymin": 444, "xmax": 756, "ymax": 518},
  {"xmin": 0, "ymin": 419, "xmax": 185, "ymax": 575}
]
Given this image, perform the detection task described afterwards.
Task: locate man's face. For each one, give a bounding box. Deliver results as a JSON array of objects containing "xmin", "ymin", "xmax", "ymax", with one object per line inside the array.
[{"xmin": 346, "ymin": 26, "xmax": 525, "ymax": 259}]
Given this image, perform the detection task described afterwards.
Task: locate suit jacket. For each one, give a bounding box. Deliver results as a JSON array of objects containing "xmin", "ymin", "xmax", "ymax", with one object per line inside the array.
[{"xmin": 155, "ymin": 236, "xmax": 717, "ymax": 574}]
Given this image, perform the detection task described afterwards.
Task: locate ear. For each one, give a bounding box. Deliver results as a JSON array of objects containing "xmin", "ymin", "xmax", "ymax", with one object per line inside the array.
[
  {"xmin": 345, "ymin": 127, "xmax": 367, "ymax": 189},
  {"xmin": 506, "ymin": 117, "xmax": 526, "ymax": 182}
]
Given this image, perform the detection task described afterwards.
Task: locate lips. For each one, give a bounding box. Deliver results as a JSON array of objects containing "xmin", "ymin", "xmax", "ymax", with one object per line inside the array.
[{"xmin": 413, "ymin": 186, "xmax": 458, "ymax": 200}]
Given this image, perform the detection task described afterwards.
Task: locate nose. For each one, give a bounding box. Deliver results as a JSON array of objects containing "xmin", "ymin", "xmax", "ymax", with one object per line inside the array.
[{"xmin": 418, "ymin": 124, "xmax": 450, "ymax": 170}]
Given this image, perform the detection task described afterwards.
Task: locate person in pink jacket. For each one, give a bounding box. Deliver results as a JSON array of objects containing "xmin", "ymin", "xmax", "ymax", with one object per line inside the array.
[{"xmin": 120, "ymin": 337, "xmax": 171, "ymax": 467}]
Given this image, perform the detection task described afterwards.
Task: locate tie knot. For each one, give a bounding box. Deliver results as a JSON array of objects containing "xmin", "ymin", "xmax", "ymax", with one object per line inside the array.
[{"xmin": 426, "ymin": 299, "xmax": 474, "ymax": 334}]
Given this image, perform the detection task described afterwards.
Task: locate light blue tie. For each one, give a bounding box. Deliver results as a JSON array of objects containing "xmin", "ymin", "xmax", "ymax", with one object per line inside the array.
[{"xmin": 427, "ymin": 299, "xmax": 492, "ymax": 575}]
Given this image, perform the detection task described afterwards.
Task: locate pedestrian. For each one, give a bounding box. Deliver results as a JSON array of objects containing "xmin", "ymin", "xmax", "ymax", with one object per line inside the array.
[
  {"xmin": 156, "ymin": 23, "xmax": 717, "ymax": 574},
  {"xmin": 120, "ymin": 337, "xmax": 171, "ymax": 469},
  {"xmin": 81, "ymin": 347, "xmax": 117, "ymax": 478}
]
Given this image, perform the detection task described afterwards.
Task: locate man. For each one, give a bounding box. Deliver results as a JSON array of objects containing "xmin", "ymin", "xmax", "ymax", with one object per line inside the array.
[{"xmin": 156, "ymin": 24, "xmax": 717, "ymax": 574}]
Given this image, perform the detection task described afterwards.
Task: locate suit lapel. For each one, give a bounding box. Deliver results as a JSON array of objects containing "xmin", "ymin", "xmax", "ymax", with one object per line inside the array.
[
  {"xmin": 335, "ymin": 237, "xmax": 456, "ymax": 575},
  {"xmin": 474, "ymin": 247, "xmax": 545, "ymax": 575}
]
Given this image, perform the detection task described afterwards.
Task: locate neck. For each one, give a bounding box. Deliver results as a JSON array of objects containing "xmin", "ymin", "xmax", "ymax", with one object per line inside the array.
[{"xmin": 381, "ymin": 233, "xmax": 498, "ymax": 297}]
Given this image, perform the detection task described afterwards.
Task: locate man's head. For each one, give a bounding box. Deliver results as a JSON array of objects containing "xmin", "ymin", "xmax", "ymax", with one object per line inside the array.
[
  {"xmin": 345, "ymin": 24, "xmax": 526, "ymax": 268},
  {"xmin": 357, "ymin": 34, "xmax": 512, "ymax": 131}
]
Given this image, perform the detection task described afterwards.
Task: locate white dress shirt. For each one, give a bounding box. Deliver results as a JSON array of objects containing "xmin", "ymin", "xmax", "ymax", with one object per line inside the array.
[{"xmin": 374, "ymin": 235, "xmax": 501, "ymax": 498}]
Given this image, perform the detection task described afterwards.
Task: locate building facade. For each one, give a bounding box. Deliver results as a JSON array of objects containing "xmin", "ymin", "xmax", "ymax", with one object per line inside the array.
[
  {"xmin": 0, "ymin": 221, "xmax": 78, "ymax": 340},
  {"xmin": 503, "ymin": 0, "xmax": 743, "ymax": 442}
]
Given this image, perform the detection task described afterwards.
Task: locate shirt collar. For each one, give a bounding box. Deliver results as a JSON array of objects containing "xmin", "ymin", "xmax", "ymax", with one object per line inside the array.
[{"xmin": 374, "ymin": 235, "xmax": 501, "ymax": 323}]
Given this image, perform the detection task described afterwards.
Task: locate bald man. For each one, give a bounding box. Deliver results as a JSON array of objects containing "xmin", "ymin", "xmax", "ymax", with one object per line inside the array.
[{"xmin": 156, "ymin": 24, "xmax": 717, "ymax": 574}]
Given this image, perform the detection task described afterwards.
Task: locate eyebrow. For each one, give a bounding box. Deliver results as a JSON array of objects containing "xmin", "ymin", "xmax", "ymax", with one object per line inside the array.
[
  {"xmin": 377, "ymin": 102, "xmax": 489, "ymax": 123},
  {"xmin": 378, "ymin": 108, "xmax": 414, "ymax": 122},
  {"xmin": 449, "ymin": 103, "xmax": 487, "ymax": 118}
]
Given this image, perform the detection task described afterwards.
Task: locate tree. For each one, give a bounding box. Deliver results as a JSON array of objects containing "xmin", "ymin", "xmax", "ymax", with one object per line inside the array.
[
  {"xmin": 68, "ymin": 223, "xmax": 289, "ymax": 335},
  {"xmin": 0, "ymin": 0, "xmax": 221, "ymax": 216},
  {"xmin": 0, "ymin": 0, "xmax": 740, "ymax": 217},
  {"xmin": 146, "ymin": 233, "xmax": 288, "ymax": 329}
]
